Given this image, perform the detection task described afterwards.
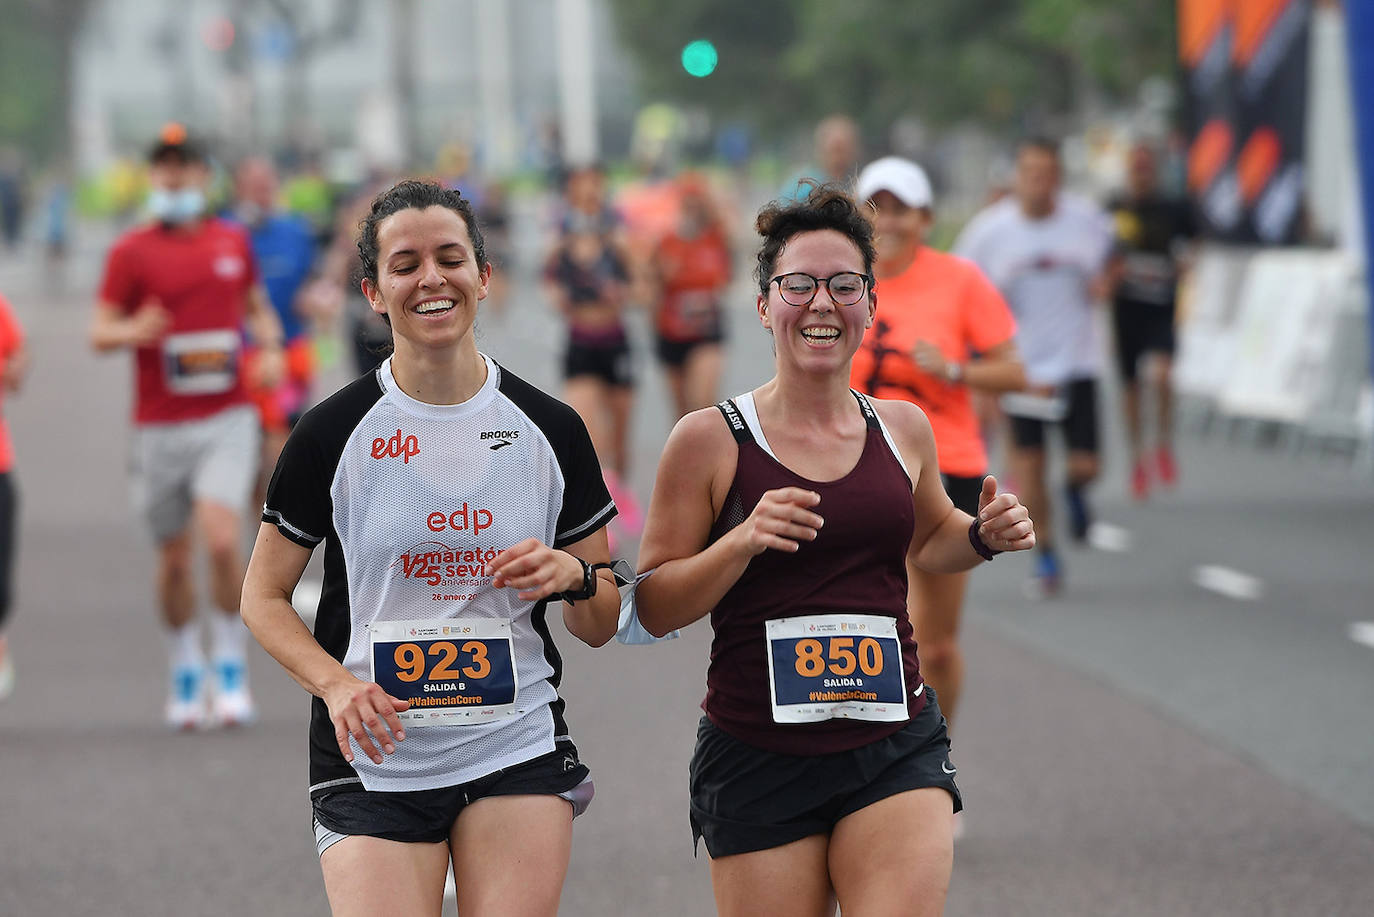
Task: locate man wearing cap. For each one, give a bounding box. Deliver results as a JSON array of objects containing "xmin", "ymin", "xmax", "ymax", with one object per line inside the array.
[
  {"xmin": 851, "ymin": 158, "xmax": 1024, "ymax": 812},
  {"xmin": 90, "ymin": 125, "xmax": 285, "ymax": 730},
  {"xmin": 953, "ymin": 138, "xmax": 1115, "ymax": 596}
]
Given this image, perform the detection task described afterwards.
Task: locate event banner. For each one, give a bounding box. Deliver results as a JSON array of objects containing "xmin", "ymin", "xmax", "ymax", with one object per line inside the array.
[{"xmin": 1179, "ymin": 0, "xmax": 1312, "ymax": 244}]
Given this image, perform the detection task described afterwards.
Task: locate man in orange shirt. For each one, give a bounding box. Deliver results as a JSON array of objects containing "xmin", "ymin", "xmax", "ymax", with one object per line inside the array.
[{"xmin": 851, "ymin": 158, "xmax": 1025, "ymax": 805}]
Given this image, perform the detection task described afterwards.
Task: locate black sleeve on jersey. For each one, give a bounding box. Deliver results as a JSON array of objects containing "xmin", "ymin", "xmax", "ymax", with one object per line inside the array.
[
  {"xmin": 495, "ymin": 364, "xmax": 617, "ymax": 548},
  {"xmin": 262, "ymin": 371, "xmax": 385, "ymax": 548}
]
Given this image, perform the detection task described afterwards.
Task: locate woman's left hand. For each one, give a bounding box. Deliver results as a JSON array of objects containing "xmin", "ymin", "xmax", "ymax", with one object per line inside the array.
[
  {"xmin": 490, "ymin": 538, "xmax": 583, "ymax": 601},
  {"xmin": 974, "ymin": 475, "xmax": 1036, "ymax": 553}
]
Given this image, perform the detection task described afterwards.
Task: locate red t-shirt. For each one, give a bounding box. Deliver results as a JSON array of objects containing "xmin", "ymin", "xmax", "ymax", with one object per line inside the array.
[
  {"xmin": 0, "ymin": 293, "xmax": 24, "ymax": 473},
  {"xmin": 99, "ymin": 219, "xmax": 260, "ymax": 424},
  {"xmin": 850, "ymin": 247, "xmax": 1016, "ymax": 477},
  {"xmin": 654, "ymin": 229, "xmax": 731, "ymax": 341}
]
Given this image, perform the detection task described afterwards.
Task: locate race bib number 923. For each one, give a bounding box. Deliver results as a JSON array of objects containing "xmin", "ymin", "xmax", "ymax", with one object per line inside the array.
[{"xmin": 370, "ymin": 619, "xmax": 518, "ymax": 726}]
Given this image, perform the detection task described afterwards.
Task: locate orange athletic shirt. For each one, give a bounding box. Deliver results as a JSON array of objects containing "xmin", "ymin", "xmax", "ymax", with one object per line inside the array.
[
  {"xmin": 850, "ymin": 247, "xmax": 1016, "ymax": 477},
  {"xmin": 0, "ymin": 293, "xmax": 23, "ymax": 473}
]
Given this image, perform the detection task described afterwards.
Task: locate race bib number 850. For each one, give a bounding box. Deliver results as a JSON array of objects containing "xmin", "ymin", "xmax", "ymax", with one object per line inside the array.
[
  {"xmin": 370, "ymin": 619, "xmax": 518, "ymax": 727},
  {"xmin": 765, "ymin": 614, "xmax": 909, "ymax": 724}
]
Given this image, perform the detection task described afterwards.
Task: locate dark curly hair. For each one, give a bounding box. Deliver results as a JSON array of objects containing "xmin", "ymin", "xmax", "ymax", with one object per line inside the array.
[
  {"xmin": 357, "ymin": 180, "xmax": 488, "ymax": 287},
  {"xmin": 753, "ymin": 183, "xmax": 876, "ymax": 295}
]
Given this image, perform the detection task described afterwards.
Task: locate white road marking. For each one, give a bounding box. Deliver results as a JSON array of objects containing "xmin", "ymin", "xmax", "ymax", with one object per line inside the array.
[
  {"xmin": 1349, "ymin": 622, "xmax": 1374, "ymax": 650},
  {"xmin": 1192, "ymin": 565, "xmax": 1265, "ymax": 601},
  {"xmin": 1087, "ymin": 522, "xmax": 1133, "ymax": 553},
  {"xmin": 445, "ymin": 865, "xmax": 456, "ymax": 901},
  {"xmin": 292, "ymin": 578, "xmax": 323, "ymax": 628}
]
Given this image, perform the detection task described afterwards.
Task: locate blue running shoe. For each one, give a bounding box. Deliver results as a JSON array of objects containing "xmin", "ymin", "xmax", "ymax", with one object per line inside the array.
[
  {"xmin": 166, "ymin": 664, "xmax": 207, "ymax": 731},
  {"xmin": 1027, "ymin": 549, "xmax": 1062, "ymax": 598},
  {"xmin": 211, "ymin": 657, "xmax": 256, "ymax": 727}
]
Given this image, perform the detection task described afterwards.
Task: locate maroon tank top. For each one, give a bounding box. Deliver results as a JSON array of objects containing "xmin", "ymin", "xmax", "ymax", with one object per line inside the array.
[{"xmin": 702, "ymin": 391, "xmax": 926, "ymax": 755}]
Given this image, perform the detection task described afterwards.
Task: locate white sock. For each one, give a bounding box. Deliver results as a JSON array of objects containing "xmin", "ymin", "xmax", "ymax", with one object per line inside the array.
[
  {"xmin": 165, "ymin": 621, "xmax": 205, "ymax": 672},
  {"xmin": 209, "ymin": 611, "xmax": 248, "ymax": 662}
]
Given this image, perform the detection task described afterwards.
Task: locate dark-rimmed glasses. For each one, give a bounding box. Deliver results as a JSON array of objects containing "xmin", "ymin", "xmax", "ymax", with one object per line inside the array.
[{"xmin": 769, "ymin": 272, "xmax": 872, "ymax": 306}]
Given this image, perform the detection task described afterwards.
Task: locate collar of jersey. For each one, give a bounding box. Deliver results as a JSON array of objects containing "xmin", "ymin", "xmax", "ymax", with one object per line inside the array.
[{"xmin": 377, "ymin": 353, "xmax": 500, "ymax": 419}]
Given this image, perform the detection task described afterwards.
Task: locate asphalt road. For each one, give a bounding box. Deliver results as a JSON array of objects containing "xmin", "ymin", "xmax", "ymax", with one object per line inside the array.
[{"xmin": 1, "ymin": 201, "xmax": 1372, "ymax": 916}]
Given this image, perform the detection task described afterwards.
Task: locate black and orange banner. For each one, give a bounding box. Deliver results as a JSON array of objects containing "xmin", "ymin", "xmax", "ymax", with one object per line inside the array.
[{"xmin": 1179, "ymin": 0, "xmax": 1311, "ymax": 244}]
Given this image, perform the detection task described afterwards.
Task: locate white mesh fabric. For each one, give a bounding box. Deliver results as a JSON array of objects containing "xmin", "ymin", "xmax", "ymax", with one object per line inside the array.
[{"xmin": 329, "ymin": 357, "xmax": 569, "ymax": 791}]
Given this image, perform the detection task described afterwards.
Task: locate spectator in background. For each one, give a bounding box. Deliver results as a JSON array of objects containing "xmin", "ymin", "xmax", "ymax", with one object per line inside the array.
[
  {"xmin": 0, "ymin": 289, "xmax": 27, "ymax": 701},
  {"xmin": 1104, "ymin": 142, "xmax": 1195, "ymax": 499}
]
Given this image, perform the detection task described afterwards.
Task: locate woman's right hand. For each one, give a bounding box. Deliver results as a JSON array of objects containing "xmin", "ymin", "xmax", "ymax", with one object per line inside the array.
[
  {"xmin": 323, "ymin": 676, "xmax": 411, "ymax": 766},
  {"xmin": 732, "ymin": 487, "xmax": 824, "ymax": 556}
]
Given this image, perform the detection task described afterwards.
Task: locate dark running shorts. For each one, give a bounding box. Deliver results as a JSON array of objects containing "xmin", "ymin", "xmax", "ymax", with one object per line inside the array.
[
  {"xmin": 564, "ymin": 339, "xmax": 635, "ymax": 387},
  {"xmin": 1112, "ymin": 299, "xmax": 1176, "ymax": 382},
  {"xmin": 942, "ymin": 473, "xmax": 984, "ymax": 517},
  {"xmin": 311, "ymin": 740, "xmax": 592, "ymax": 852},
  {"xmin": 1009, "ymin": 377, "xmax": 1100, "ymax": 453},
  {"xmin": 688, "ymin": 688, "xmax": 962, "ymax": 858},
  {"xmin": 655, "ymin": 330, "xmax": 725, "ymax": 369}
]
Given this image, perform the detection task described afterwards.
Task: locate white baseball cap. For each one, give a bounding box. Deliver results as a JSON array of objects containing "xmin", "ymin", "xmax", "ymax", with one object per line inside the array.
[{"xmin": 856, "ymin": 156, "xmax": 934, "ymax": 209}]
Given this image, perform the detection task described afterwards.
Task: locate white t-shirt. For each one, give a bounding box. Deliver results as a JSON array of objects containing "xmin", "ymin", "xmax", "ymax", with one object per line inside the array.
[
  {"xmin": 953, "ymin": 194, "xmax": 1114, "ymax": 385},
  {"xmin": 264, "ymin": 354, "xmax": 615, "ymax": 796}
]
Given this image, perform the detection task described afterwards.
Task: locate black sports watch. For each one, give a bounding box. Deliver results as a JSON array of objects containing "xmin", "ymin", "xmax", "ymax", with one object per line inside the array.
[{"xmin": 555, "ymin": 557, "xmax": 598, "ymax": 603}]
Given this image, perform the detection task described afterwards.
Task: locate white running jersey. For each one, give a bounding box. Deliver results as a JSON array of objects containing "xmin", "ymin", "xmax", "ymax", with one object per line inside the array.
[
  {"xmin": 953, "ymin": 194, "xmax": 1114, "ymax": 386},
  {"xmin": 264, "ymin": 355, "xmax": 615, "ymax": 795}
]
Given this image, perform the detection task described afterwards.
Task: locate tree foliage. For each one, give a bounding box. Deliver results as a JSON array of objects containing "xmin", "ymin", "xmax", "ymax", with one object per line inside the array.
[{"xmin": 604, "ymin": 0, "xmax": 1176, "ymax": 138}]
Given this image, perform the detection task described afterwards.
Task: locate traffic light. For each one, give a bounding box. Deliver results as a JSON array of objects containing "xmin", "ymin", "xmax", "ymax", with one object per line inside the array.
[{"xmin": 681, "ymin": 39, "xmax": 718, "ymax": 78}]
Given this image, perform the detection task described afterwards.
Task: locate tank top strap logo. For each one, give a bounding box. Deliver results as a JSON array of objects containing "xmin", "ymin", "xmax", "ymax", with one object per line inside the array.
[
  {"xmin": 714, "ymin": 399, "xmax": 753, "ymax": 445},
  {"xmin": 851, "ymin": 390, "xmax": 881, "ymax": 431}
]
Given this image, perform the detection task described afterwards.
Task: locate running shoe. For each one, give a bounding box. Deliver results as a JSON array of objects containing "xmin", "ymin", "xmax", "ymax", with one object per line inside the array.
[
  {"xmin": 1131, "ymin": 458, "xmax": 1150, "ymax": 501},
  {"xmin": 1065, "ymin": 485, "xmax": 1092, "ymax": 542},
  {"xmin": 165, "ymin": 664, "xmax": 208, "ymax": 731},
  {"xmin": 1025, "ymin": 549, "xmax": 1062, "ymax": 599},
  {"xmin": 210, "ymin": 657, "xmax": 257, "ymax": 727},
  {"xmin": 1156, "ymin": 446, "xmax": 1178, "ymax": 487},
  {"xmin": 605, "ymin": 472, "xmax": 644, "ymax": 537},
  {"xmin": 0, "ymin": 648, "xmax": 13, "ymax": 702}
]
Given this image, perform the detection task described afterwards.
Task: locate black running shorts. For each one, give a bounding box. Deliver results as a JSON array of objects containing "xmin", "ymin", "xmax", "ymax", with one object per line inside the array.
[
  {"xmin": 688, "ymin": 688, "xmax": 962, "ymax": 858},
  {"xmin": 312, "ymin": 740, "xmax": 592, "ymax": 851},
  {"xmin": 1008, "ymin": 377, "xmax": 1100, "ymax": 453}
]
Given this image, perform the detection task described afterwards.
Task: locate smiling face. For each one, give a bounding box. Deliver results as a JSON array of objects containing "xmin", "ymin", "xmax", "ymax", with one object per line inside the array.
[
  {"xmin": 869, "ymin": 190, "xmax": 931, "ymax": 267},
  {"xmin": 360, "ymin": 205, "xmax": 491, "ymax": 353},
  {"xmin": 759, "ymin": 229, "xmax": 875, "ymax": 375}
]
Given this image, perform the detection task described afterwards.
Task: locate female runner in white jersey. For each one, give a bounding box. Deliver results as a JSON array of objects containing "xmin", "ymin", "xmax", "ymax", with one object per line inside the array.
[
  {"xmin": 635, "ymin": 186, "xmax": 1035, "ymax": 916},
  {"xmin": 241, "ymin": 181, "xmax": 622, "ymax": 917}
]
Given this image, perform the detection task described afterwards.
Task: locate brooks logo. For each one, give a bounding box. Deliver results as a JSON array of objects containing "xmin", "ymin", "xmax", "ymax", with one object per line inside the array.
[{"xmin": 481, "ymin": 430, "xmax": 518, "ymax": 450}]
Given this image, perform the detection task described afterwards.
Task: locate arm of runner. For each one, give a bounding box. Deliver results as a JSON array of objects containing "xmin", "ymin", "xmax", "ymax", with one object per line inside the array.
[
  {"xmin": 244, "ymin": 284, "xmax": 286, "ymax": 389},
  {"xmin": 912, "ymin": 338, "xmax": 1025, "ymax": 392},
  {"xmin": 488, "ymin": 528, "xmax": 621, "ymax": 648},
  {"xmin": 635, "ymin": 408, "xmax": 824, "ymax": 637},
  {"xmin": 241, "ymin": 522, "xmax": 409, "ymax": 766},
  {"xmin": 89, "ymin": 299, "xmax": 171, "ymax": 351}
]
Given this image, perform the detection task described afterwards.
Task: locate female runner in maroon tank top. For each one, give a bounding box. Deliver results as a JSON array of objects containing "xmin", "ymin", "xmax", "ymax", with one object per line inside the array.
[{"xmin": 636, "ymin": 186, "xmax": 1035, "ymax": 917}]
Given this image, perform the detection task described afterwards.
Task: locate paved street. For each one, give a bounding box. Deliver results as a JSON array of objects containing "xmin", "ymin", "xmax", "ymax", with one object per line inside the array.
[{"xmin": 1, "ymin": 204, "xmax": 1372, "ymax": 916}]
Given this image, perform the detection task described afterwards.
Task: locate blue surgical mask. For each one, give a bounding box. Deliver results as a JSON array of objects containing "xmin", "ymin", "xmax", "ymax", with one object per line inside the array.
[{"xmin": 147, "ymin": 187, "xmax": 205, "ymax": 224}]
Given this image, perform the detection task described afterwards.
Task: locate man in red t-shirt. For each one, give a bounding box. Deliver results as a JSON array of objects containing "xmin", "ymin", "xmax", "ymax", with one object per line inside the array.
[{"xmin": 90, "ymin": 125, "xmax": 284, "ymax": 730}]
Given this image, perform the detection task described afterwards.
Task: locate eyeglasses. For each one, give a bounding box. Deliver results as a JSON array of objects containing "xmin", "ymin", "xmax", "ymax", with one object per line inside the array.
[{"xmin": 769, "ymin": 272, "xmax": 872, "ymax": 307}]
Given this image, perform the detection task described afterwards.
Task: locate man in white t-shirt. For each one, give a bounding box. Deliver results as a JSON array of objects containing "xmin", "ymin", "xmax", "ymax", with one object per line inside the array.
[{"xmin": 954, "ymin": 138, "xmax": 1114, "ymax": 595}]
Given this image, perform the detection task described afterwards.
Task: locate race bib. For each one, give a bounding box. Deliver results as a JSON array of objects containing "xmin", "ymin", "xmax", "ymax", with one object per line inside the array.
[
  {"xmin": 370, "ymin": 618, "xmax": 518, "ymax": 727},
  {"xmin": 765, "ymin": 614, "xmax": 909, "ymax": 724},
  {"xmin": 162, "ymin": 330, "xmax": 240, "ymax": 395}
]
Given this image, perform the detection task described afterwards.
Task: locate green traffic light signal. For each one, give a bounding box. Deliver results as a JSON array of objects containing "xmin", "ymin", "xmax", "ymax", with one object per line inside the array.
[{"xmin": 681, "ymin": 39, "xmax": 718, "ymax": 78}]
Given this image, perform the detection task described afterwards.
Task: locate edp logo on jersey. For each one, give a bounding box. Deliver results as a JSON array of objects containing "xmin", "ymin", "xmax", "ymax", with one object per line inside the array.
[{"xmin": 372, "ymin": 429, "xmax": 421, "ymax": 463}]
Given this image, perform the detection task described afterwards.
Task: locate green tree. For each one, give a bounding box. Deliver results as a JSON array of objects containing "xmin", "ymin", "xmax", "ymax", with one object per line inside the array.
[
  {"xmin": 605, "ymin": 0, "xmax": 1176, "ymax": 139},
  {"xmin": 0, "ymin": 0, "xmax": 95, "ymax": 160}
]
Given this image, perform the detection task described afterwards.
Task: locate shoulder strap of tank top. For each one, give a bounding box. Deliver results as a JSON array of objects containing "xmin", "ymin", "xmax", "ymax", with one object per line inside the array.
[
  {"xmin": 851, "ymin": 390, "xmax": 881, "ymax": 431},
  {"xmin": 714, "ymin": 399, "xmax": 753, "ymax": 445}
]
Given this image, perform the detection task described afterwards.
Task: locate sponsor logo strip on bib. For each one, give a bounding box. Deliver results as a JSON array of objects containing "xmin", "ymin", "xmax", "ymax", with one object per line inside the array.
[
  {"xmin": 162, "ymin": 329, "xmax": 241, "ymax": 395},
  {"xmin": 765, "ymin": 614, "xmax": 908, "ymax": 724},
  {"xmin": 370, "ymin": 618, "xmax": 518, "ymax": 726}
]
